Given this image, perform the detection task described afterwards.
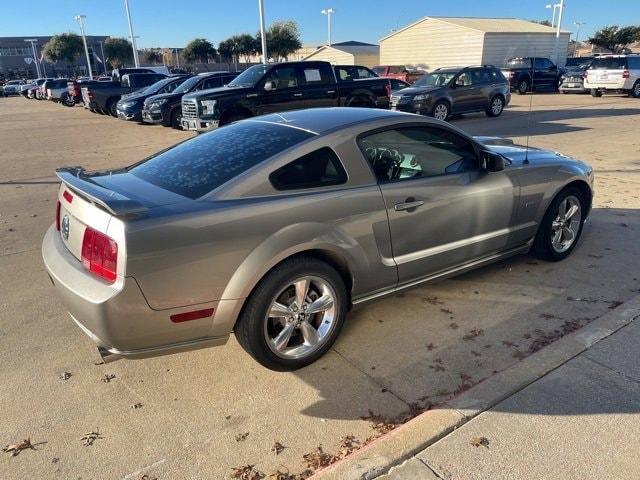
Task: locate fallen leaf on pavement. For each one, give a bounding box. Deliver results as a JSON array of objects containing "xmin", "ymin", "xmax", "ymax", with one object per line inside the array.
[
  {"xmin": 3, "ymin": 438, "xmax": 35, "ymax": 456},
  {"xmin": 102, "ymin": 373, "xmax": 116, "ymax": 383},
  {"xmin": 271, "ymin": 441, "xmax": 285, "ymax": 455},
  {"xmin": 337, "ymin": 435, "xmax": 361, "ymax": 458},
  {"xmin": 235, "ymin": 432, "xmax": 249, "ymax": 442},
  {"xmin": 303, "ymin": 445, "xmax": 337, "ymax": 469},
  {"xmin": 470, "ymin": 436, "xmax": 490, "ymax": 448},
  {"xmin": 463, "ymin": 329, "xmax": 484, "ymax": 341},
  {"xmin": 80, "ymin": 430, "xmax": 103, "ymax": 446},
  {"xmin": 59, "ymin": 372, "xmax": 72, "ymax": 381},
  {"xmin": 231, "ymin": 465, "xmax": 264, "ymax": 480}
]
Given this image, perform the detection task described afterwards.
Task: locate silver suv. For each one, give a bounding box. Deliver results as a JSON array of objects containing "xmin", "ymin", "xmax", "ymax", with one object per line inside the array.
[{"xmin": 584, "ymin": 54, "xmax": 640, "ymax": 98}]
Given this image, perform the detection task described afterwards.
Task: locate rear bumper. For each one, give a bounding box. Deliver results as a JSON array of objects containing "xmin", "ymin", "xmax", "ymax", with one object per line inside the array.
[{"xmin": 42, "ymin": 226, "xmax": 229, "ymax": 360}]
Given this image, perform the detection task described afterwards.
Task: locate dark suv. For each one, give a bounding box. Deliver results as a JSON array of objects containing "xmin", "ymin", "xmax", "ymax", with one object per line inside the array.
[
  {"xmin": 390, "ymin": 66, "xmax": 510, "ymax": 121},
  {"xmin": 501, "ymin": 57, "xmax": 563, "ymax": 94}
]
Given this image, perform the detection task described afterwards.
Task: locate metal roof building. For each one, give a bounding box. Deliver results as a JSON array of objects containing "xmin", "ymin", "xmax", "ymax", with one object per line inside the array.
[
  {"xmin": 303, "ymin": 41, "xmax": 380, "ymax": 67},
  {"xmin": 379, "ymin": 17, "xmax": 571, "ymax": 70}
]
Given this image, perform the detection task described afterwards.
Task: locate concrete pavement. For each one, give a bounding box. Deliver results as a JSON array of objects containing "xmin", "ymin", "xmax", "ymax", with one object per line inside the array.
[{"xmin": 379, "ymin": 312, "xmax": 640, "ymax": 480}]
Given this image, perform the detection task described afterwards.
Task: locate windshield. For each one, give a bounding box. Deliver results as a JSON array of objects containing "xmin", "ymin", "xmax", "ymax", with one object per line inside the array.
[
  {"xmin": 129, "ymin": 121, "xmax": 313, "ymax": 199},
  {"xmin": 140, "ymin": 77, "xmax": 179, "ymax": 95},
  {"xmin": 589, "ymin": 57, "xmax": 627, "ymax": 70},
  {"xmin": 505, "ymin": 59, "xmax": 531, "ymax": 68},
  {"xmin": 228, "ymin": 65, "xmax": 269, "ymax": 87},
  {"xmin": 173, "ymin": 76, "xmax": 202, "ymax": 94},
  {"xmin": 372, "ymin": 67, "xmax": 386, "ymax": 75},
  {"xmin": 412, "ymin": 72, "xmax": 456, "ymax": 88}
]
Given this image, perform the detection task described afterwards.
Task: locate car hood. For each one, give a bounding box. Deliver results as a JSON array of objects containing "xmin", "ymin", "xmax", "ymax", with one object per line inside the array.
[
  {"xmin": 475, "ymin": 136, "xmax": 576, "ymax": 166},
  {"xmin": 144, "ymin": 91, "xmax": 181, "ymax": 104},
  {"xmin": 182, "ymin": 85, "xmax": 252, "ymax": 101},
  {"xmin": 395, "ymin": 85, "xmax": 444, "ymax": 96}
]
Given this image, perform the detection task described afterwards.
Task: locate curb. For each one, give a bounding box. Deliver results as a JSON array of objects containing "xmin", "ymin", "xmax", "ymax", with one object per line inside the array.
[{"xmin": 313, "ymin": 294, "xmax": 640, "ymax": 480}]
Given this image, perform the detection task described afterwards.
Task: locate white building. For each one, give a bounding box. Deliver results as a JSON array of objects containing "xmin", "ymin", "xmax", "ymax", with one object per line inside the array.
[
  {"xmin": 380, "ymin": 17, "xmax": 571, "ymax": 70},
  {"xmin": 303, "ymin": 41, "xmax": 380, "ymax": 68}
]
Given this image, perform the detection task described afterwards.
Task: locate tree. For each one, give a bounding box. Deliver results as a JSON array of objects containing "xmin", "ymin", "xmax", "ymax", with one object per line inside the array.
[
  {"xmin": 217, "ymin": 38, "xmax": 235, "ymax": 63},
  {"xmin": 104, "ymin": 37, "xmax": 133, "ymax": 69},
  {"xmin": 588, "ymin": 25, "xmax": 640, "ymax": 53},
  {"xmin": 256, "ymin": 20, "xmax": 302, "ymax": 61},
  {"xmin": 42, "ymin": 33, "xmax": 84, "ymax": 64},
  {"xmin": 235, "ymin": 33, "xmax": 259, "ymax": 63},
  {"xmin": 531, "ymin": 20, "xmax": 553, "ymax": 27},
  {"xmin": 182, "ymin": 38, "xmax": 217, "ymax": 63},
  {"xmin": 141, "ymin": 49, "xmax": 163, "ymax": 65}
]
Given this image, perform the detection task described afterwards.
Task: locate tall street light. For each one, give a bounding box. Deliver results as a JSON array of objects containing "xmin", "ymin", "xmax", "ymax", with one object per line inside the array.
[
  {"xmin": 75, "ymin": 15, "xmax": 94, "ymax": 78},
  {"xmin": 258, "ymin": 0, "xmax": 268, "ymax": 64},
  {"xmin": 98, "ymin": 40, "xmax": 108, "ymax": 75},
  {"xmin": 321, "ymin": 8, "xmax": 335, "ymax": 46},
  {"xmin": 123, "ymin": 0, "xmax": 140, "ymax": 67},
  {"xmin": 24, "ymin": 39, "xmax": 42, "ymax": 78},
  {"xmin": 545, "ymin": 3, "xmax": 560, "ymax": 27},
  {"xmin": 573, "ymin": 21, "xmax": 586, "ymax": 56},
  {"xmin": 552, "ymin": 0, "xmax": 565, "ymax": 65}
]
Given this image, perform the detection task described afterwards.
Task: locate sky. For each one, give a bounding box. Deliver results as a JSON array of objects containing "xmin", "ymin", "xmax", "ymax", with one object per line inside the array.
[{"xmin": 1, "ymin": 0, "xmax": 639, "ymax": 49}]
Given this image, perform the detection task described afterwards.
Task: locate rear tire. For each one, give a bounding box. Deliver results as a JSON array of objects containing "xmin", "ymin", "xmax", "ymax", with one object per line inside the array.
[
  {"xmin": 630, "ymin": 81, "xmax": 640, "ymax": 99},
  {"xmin": 591, "ymin": 89, "xmax": 602, "ymax": 97},
  {"xmin": 235, "ymin": 257, "xmax": 348, "ymax": 371},
  {"xmin": 485, "ymin": 95, "xmax": 504, "ymax": 117},
  {"xmin": 107, "ymin": 99, "xmax": 118, "ymax": 117},
  {"xmin": 531, "ymin": 187, "xmax": 586, "ymax": 262},
  {"xmin": 517, "ymin": 78, "xmax": 530, "ymax": 95}
]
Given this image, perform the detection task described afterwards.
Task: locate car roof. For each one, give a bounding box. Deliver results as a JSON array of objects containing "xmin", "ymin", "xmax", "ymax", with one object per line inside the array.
[{"xmin": 247, "ymin": 107, "xmax": 415, "ymax": 135}]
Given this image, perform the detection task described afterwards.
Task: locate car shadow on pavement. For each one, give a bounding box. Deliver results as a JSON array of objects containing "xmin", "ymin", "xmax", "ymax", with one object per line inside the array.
[
  {"xmin": 293, "ymin": 207, "xmax": 640, "ymax": 421},
  {"xmin": 453, "ymin": 107, "xmax": 640, "ymax": 138}
]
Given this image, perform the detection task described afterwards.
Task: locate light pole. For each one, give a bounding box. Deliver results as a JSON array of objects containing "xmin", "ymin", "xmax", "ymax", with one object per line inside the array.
[
  {"xmin": 74, "ymin": 15, "xmax": 94, "ymax": 78},
  {"xmin": 552, "ymin": 0, "xmax": 565, "ymax": 65},
  {"xmin": 545, "ymin": 3, "xmax": 560, "ymax": 27},
  {"xmin": 123, "ymin": 0, "xmax": 140, "ymax": 67},
  {"xmin": 174, "ymin": 48, "xmax": 180, "ymax": 69},
  {"xmin": 573, "ymin": 21, "xmax": 586, "ymax": 57},
  {"xmin": 98, "ymin": 40, "xmax": 108, "ymax": 75},
  {"xmin": 321, "ymin": 8, "xmax": 335, "ymax": 46},
  {"xmin": 24, "ymin": 39, "xmax": 42, "ymax": 78},
  {"xmin": 258, "ymin": 0, "xmax": 268, "ymax": 63}
]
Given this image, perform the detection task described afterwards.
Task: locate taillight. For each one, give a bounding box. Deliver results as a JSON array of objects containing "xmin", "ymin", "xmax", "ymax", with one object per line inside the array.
[
  {"xmin": 62, "ymin": 190, "xmax": 73, "ymax": 203},
  {"xmin": 55, "ymin": 201, "xmax": 61, "ymax": 230},
  {"xmin": 623, "ymin": 70, "xmax": 630, "ymax": 79},
  {"xmin": 81, "ymin": 227, "xmax": 118, "ymax": 283}
]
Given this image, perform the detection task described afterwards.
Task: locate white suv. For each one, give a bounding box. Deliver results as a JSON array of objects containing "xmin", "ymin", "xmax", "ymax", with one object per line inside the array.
[{"xmin": 584, "ymin": 54, "xmax": 640, "ymax": 98}]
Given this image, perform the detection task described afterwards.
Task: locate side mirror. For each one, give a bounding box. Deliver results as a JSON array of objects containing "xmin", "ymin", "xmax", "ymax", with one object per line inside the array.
[
  {"xmin": 450, "ymin": 81, "xmax": 457, "ymax": 89},
  {"xmin": 482, "ymin": 151, "xmax": 505, "ymax": 172},
  {"xmin": 264, "ymin": 81, "xmax": 275, "ymax": 92}
]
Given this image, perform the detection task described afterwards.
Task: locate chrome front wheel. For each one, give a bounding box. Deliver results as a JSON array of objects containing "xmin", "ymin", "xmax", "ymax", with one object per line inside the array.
[
  {"xmin": 432, "ymin": 102, "xmax": 449, "ymax": 121},
  {"xmin": 550, "ymin": 195, "xmax": 582, "ymax": 253}
]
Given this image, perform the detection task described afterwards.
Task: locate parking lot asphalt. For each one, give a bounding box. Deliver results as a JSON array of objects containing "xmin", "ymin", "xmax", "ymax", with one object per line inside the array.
[{"xmin": 1, "ymin": 94, "xmax": 639, "ymax": 479}]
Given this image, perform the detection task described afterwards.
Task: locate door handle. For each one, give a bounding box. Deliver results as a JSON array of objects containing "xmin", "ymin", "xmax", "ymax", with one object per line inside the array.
[
  {"xmin": 394, "ymin": 199, "xmax": 424, "ymax": 212},
  {"xmin": 293, "ymin": 93, "xmax": 303, "ymax": 97}
]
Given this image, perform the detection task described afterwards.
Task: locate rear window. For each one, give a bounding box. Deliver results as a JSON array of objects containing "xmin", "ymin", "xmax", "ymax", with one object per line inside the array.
[
  {"xmin": 589, "ymin": 57, "xmax": 627, "ymax": 70},
  {"xmin": 129, "ymin": 122, "xmax": 314, "ymax": 198},
  {"xmin": 506, "ymin": 59, "xmax": 531, "ymax": 68}
]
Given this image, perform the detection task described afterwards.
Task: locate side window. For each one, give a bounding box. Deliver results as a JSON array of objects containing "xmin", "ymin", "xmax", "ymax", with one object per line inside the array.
[
  {"xmin": 455, "ymin": 71, "xmax": 473, "ymax": 86},
  {"xmin": 264, "ymin": 66, "xmax": 299, "ymax": 90},
  {"xmin": 161, "ymin": 81, "xmax": 178, "ymax": 94},
  {"xmin": 300, "ymin": 64, "xmax": 333, "ymax": 85},
  {"xmin": 336, "ymin": 68, "xmax": 350, "ymax": 81},
  {"xmin": 534, "ymin": 58, "xmax": 551, "ymax": 69},
  {"xmin": 358, "ymin": 127, "xmax": 478, "ymax": 183},
  {"xmin": 389, "ymin": 66, "xmax": 404, "ymax": 74},
  {"xmin": 203, "ymin": 77, "xmax": 222, "ymax": 89},
  {"xmin": 357, "ymin": 68, "xmax": 375, "ymax": 79},
  {"xmin": 470, "ymin": 69, "xmax": 489, "ymax": 84},
  {"xmin": 488, "ymin": 68, "xmax": 505, "ymax": 82},
  {"xmin": 269, "ymin": 147, "xmax": 347, "ymax": 191},
  {"xmin": 627, "ymin": 57, "xmax": 640, "ymax": 70}
]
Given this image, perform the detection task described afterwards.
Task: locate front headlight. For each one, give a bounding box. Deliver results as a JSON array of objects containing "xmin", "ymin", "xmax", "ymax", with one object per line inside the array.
[
  {"xmin": 147, "ymin": 98, "xmax": 167, "ymax": 110},
  {"xmin": 200, "ymin": 99, "xmax": 217, "ymax": 115},
  {"xmin": 120, "ymin": 101, "xmax": 137, "ymax": 108},
  {"xmin": 413, "ymin": 94, "xmax": 430, "ymax": 102}
]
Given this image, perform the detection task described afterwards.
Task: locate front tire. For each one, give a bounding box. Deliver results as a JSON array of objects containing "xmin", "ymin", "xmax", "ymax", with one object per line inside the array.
[
  {"xmin": 630, "ymin": 81, "xmax": 640, "ymax": 99},
  {"xmin": 591, "ymin": 89, "xmax": 602, "ymax": 97},
  {"xmin": 532, "ymin": 187, "xmax": 586, "ymax": 261},
  {"xmin": 235, "ymin": 257, "xmax": 348, "ymax": 371},
  {"xmin": 485, "ymin": 95, "xmax": 504, "ymax": 117},
  {"xmin": 169, "ymin": 107, "xmax": 182, "ymax": 129},
  {"xmin": 431, "ymin": 101, "xmax": 450, "ymax": 121},
  {"xmin": 107, "ymin": 99, "xmax": 118, "ymax": 117}
]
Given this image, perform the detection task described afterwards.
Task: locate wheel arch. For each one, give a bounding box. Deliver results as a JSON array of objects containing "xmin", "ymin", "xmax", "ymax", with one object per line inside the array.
[{"xmin": 537, "ymin": 178, "xmax": 593, "ymax": 227}]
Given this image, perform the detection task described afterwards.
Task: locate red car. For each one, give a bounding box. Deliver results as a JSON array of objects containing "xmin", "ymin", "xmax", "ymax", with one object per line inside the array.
[{"xmin": 372, "ymin": 65, "xmax": 425, "ymax": 84}]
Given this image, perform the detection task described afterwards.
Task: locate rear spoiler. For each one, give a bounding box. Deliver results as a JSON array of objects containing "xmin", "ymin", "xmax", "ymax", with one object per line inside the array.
[{"xmin": 56, "ymin": 167, "xmax": 148, "ymax": 218}]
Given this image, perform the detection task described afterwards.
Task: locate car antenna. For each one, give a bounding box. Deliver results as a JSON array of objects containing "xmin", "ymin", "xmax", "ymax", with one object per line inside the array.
[{"xmin": 522, "ymin": 53, "xmax": 537, "ymax": 165}]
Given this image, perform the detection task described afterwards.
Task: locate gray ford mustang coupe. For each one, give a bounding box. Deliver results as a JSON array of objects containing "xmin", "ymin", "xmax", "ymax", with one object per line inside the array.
[{"xmin": 42, "ymin": 108, "xmax": 593, "ymax": 370}]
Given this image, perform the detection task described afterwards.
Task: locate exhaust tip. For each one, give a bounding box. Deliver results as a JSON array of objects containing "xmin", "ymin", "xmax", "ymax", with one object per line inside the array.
[{"xmin": 97, "ymin": 345, "xmax": 121, "ymax": 364}]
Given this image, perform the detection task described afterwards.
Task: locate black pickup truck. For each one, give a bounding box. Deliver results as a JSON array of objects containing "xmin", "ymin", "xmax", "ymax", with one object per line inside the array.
[
  {"xmin": 181, "ymin": 61, "xmax": 392, "ymax": 132},
  {"xmin": 501, "ymin": 57, "xmax": 564, "ymax": 94},
  {"xmin": 82, "ymin": 73, "xmax": 167, "ymax": 116}
]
